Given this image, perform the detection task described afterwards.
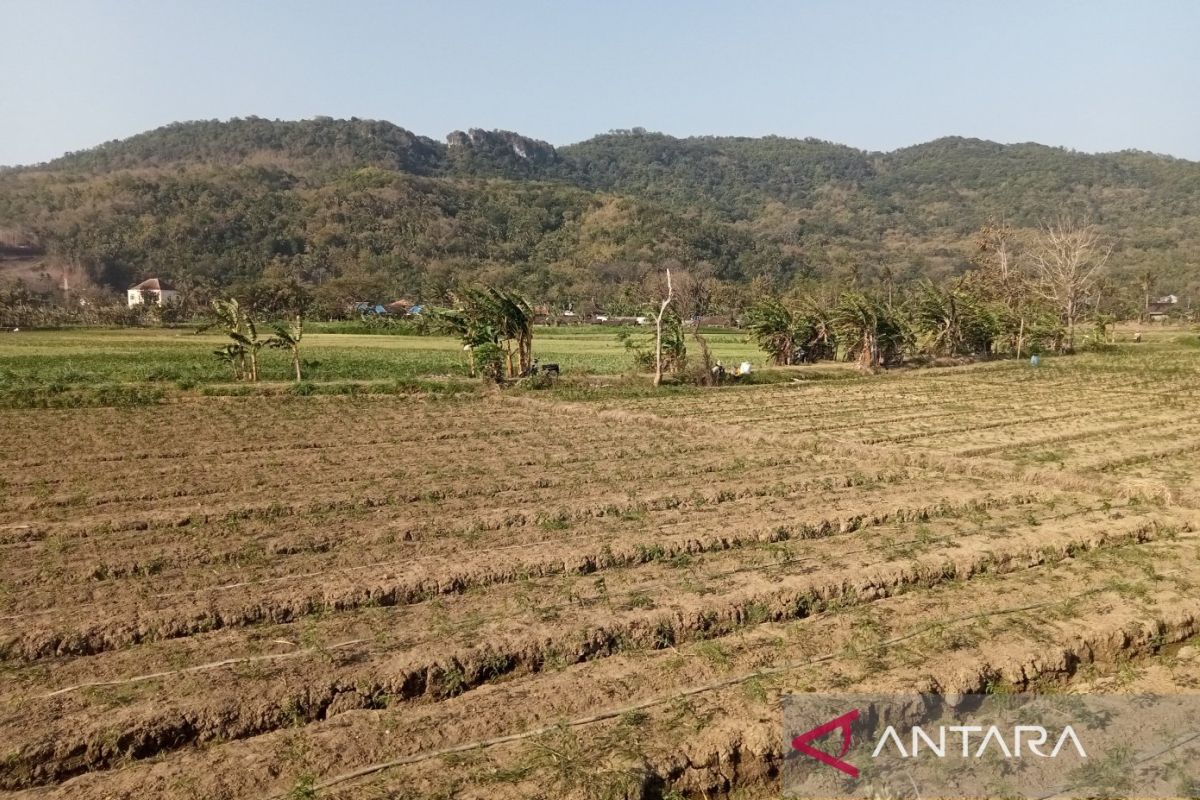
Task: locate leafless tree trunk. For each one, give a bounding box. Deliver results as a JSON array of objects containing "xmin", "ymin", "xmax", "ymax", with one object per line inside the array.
[
  {"xmin": 1029, "ymin": 219, "xmax": 1112, "ymax": 352},
  {"xmin": 975, "ymin": 220, "xmax": 1032, "ymax": 357},
  {"xmin": 1138, "ymin": 269, "xmax": 1154, "ymax": 324},
  {"xmin": 653, "ymin": 269, "xmax": 673, "ymax": 388}
]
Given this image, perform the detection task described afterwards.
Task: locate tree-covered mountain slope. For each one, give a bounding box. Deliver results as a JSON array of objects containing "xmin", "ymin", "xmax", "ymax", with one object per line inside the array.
[{"xmin": 2, "ymin": 118, "xmax": 1196, "ymax": 308}]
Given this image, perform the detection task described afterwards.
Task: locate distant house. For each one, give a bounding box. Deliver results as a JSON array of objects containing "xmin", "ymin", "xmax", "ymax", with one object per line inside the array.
[
  {"xmin": 595, "ymin": 315, "xmax": 647, "ymax": 326},
  {"xmin": 127, "ymin": 278, "xmax": 177, "ymax": 307},
  {"xmin": 684, "ymin": 315, "xmax": 736, "ymax": 328},
  {"xmin": 1147, "ymin": 294, "xmax": 1180, "ymax": 322}
]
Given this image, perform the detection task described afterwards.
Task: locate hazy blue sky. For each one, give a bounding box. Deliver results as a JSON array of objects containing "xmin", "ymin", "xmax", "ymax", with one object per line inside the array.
[{"xmin": 2, "ymin": 0, "xmax": 1198, "ymax": 166}]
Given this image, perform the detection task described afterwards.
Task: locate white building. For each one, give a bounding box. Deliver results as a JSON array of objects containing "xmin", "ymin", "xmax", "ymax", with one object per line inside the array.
[{"xmin": 127, "ymin": 278, "xmax": 178, "ymax": 307}]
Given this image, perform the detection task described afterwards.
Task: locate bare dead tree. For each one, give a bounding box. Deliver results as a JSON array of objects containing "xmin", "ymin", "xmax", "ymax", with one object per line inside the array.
[
  {"xmin": 653, "ymin": 268, "xmax": 674, "ymax": 387},
  {"xmin": 975, "ymin": 220, "xmax": 1018, "ymax": 284},
  {"xmin": 973, "ymin": 220, "xmax": 1033, "ymax": 357},
  {"xmin": 667, "ymin": 265, "xmax": 715, "ymax": 321},
  {"xmin": 1028, "ymin": 219, "xmax": 1112, "ymax": 352}
]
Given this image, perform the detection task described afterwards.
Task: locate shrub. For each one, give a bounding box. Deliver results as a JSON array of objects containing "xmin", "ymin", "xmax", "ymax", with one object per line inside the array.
[{"xmin": 472, "ymin": 342, "xmax": 505, "ymax": 383}]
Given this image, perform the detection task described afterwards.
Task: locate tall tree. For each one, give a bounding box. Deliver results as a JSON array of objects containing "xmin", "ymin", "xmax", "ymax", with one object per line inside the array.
[
  {"xmin": 1028, "ymin": 219, "xmax": 1112, "ymax": 352},
  {"xmin": 971, "ymin": 221, "xmax": 1038, "ymax": 357},
  {"xmin": 975, "ymin": 220, "xmax": 1018, "ymax": 284},
  {"xmin": 1138, "ymin": 268, "xmax": 1155, "ymax": 324}
]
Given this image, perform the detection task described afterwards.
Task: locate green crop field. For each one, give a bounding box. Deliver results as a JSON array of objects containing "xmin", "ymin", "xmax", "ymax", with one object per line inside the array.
[
  {"xmin": 1, "ymin": 326, "xmax": 1194, "ymax": 410},
  {"xmin": 0, "ymin": 326, "xmax": 769, "ymax": 399}
]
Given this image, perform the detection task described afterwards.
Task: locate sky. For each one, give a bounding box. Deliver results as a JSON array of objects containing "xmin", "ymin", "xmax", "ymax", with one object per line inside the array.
[{"xmin": 1, "ymin": 0, "xmax": 1198, "ymax": 166}]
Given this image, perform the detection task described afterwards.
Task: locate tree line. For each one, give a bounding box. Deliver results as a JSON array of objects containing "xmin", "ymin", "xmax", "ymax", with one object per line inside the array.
[
  {"xmin": 415, "ymin": 217, "xmax": 1127, "ymax": 391},
  {"xmin": 742, "ymin": 219, "xmax": 1115, "ymax": 370}
]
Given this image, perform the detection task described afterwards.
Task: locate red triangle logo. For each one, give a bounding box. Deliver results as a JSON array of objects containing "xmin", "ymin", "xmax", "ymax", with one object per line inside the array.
[{"xmin": 791, "ymin": 708, "xmax": 860, "ymax": 778}]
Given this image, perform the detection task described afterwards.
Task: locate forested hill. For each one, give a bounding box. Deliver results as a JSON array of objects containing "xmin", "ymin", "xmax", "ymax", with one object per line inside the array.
[{"xmin": 2, "ymin": 117, "xmax": 1197, "ymax": 311}]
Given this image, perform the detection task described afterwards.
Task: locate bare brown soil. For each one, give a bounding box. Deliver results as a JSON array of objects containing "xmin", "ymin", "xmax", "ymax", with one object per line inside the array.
[{"xmin": 2, "ymin": 356, "xmax": 1199, "ymax": 799}]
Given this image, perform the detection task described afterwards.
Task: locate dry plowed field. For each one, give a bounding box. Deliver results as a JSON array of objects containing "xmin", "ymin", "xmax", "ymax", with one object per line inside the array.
[{"xmin": 3, "ymin": 353, "xmax": 1200, "ymax": 799}]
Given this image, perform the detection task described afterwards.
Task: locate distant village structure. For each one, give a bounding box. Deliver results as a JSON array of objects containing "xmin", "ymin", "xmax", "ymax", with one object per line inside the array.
[
  {"xmin": 1147, "ymin": 294, "xmax": 1180, "ymax": 322},
  {"xmin": 127, "ymin": 278, "xmax": 177, "ymax": 307}
]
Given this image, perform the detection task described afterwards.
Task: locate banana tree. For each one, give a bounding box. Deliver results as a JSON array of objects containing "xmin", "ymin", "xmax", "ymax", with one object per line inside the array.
[
  {"xmin": 483, "ymin": 287, "xmax": 534, "ymax": 377},
  {"xmin": 268, "ymin": 315, "xmax": 304, "ymax": 381},
  {"xmin": 831, "ymin": 291, "xmax": 910, "ymax": 370},
  {"xmin": 914, "ymin": 280, "xmax": 1002, "ymax": 357},
  {"xmin": 212, "ymin": 343, "xmax": 246, "ymax": 381},
  {"xmin": 429, "ymin": 285, "xmax": 534, "ymax": 379},
  {"xmin": 745, "ymin": 299, "xmax": 836, "ymax": 365},
  {"xmin": 206, "ymin": 298, "xmax": 263, "ymax": 381},
  {"xmin": 744, "ymin": 300, "xmax": 800, "ymax": 366}
]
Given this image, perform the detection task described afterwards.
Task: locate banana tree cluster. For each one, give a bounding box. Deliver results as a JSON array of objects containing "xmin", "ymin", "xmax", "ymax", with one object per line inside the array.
[
  {"xmin": 207, "ymin": 298, "xmax": 264, "ymax": 381},
  {"xmin": 428, "ymin": 286, "xmax": 533, "ymax": 380},
  {"xmin": 205, "ymin": 299, "xmax": 305, "ymax": 382}
]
